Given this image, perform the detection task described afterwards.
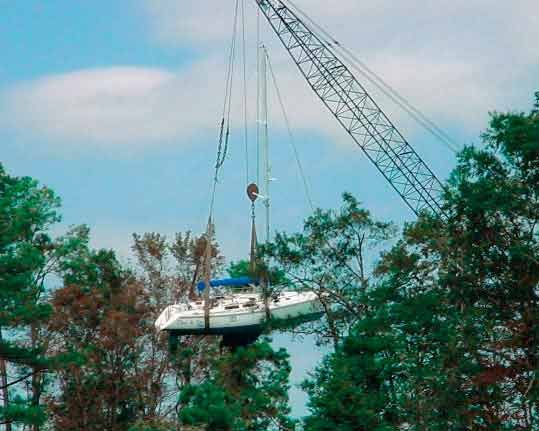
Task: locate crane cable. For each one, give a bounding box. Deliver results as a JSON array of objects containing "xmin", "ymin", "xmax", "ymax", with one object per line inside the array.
[
  {"xmin": 256, "ymin": 1, "xmax": 265, "ymax": 187},
  {"xmin": 241, "ymin": 0, "xmax": 250, "ymax": 186},
  {"xmin": 285, "ymin": 0, "xmax": 460, "ymax": 154},
  {"xmin": 209, "ymin": 0, "xmax": 241, "ymax": 217},
  {"xmin": 203, "ymin": 0, "xmax": 241, "ymax": 329}
]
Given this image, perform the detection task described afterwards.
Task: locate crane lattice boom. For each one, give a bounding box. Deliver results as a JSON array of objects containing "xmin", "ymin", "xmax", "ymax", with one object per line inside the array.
[{"xmin": 256, "ymin": 0, "xmax": 445, "ymax": 217}]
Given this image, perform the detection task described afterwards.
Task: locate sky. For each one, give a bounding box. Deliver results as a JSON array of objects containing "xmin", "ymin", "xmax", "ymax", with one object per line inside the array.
[{"xmin": 1, "ymin": 0, "xmax": 538, "ymax": 418}]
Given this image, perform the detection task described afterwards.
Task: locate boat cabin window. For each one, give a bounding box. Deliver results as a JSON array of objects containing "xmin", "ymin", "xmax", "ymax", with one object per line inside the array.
[{"xmin": 224, "ymin": 304, "xmax": 240, "ymax": 310}]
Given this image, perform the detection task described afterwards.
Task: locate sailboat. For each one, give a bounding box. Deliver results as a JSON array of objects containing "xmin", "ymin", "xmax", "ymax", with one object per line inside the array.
[
  {"xmin": 154, "ymin": 284, "xmax": 322, "ymax": 336},
  {"xmin": 155, "ymin": 45, "xmax": 323, "ymax": 346}
]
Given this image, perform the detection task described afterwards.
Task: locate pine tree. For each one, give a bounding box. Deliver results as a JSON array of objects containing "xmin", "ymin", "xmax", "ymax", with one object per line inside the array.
[
  {"xmin": 302, "ymin": 288, "xmax": 403, "ymax": 431},
  {"xmin": 301, "ymin": 94, "xmax": 539, "ymax": 429},
  {"xmin": 0, "ymin": 164, "xmax": 87, "ymax": 430},
  {"xmin": 179, "ymin": 339, "xmax": 295, "ymax": 430}
]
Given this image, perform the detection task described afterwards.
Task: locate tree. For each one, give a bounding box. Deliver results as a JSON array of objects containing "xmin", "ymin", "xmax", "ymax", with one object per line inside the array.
[
  {"xmin": 303, "ymin": 222, "xmax": 464, "ymax": 430},
  {"xmin": 302, "ymin": 94, "xmax": 539, "ymax": 429},
  {"xmin": 303, "ymin": 318, "xmax": 402, "ymax": 431},
  {"xmin": 48, "ymin": 229, "xmax": 223, "ymax": 430},
  {"xmin": 0, "ymin": 163, "xmax": 289, "ymax": 431},
  {"xmin": 46, "ymin": 228, "xmax": 228, "ymax": 430},
  {"xmin": 261, "ymin": 193, "xmax": 396, "ymax": 346},
  {"xmin": 130, "ymin": 231, "xmax": 222, "ymax": 425},
  {"xmin": 179, "ymin": 339, "xmax": 294, "ymax": 431},
  {"xmin": 48, "ymin": 249, "xmax": 152, "ymax": 431},
  {"xmin": 0, "ymin": 164, "xmax": 87, "ymax": 430}
]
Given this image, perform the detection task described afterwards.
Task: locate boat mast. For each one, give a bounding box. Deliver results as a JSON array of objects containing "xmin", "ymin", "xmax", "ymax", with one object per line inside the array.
[
  {"xmin": 258, "ymin": 44, "xmax": 271, "ymax": 243},
  {"xmin": 258, "ymin": 44, "xmax": 273, "ymax": 315}
]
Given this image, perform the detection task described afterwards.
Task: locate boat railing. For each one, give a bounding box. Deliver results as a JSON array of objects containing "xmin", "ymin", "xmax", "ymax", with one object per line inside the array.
[{"xmin": 162, "ymin": 306, "xmax": 173, "ymax": 326}]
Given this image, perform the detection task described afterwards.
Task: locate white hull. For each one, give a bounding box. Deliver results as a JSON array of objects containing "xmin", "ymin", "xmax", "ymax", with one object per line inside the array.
[{"xmin": 155, "ymin": 291, "xmax": 322, "ymax": 334}]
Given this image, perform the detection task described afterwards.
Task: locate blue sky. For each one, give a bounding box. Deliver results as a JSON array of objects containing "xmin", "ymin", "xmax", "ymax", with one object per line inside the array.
[
  {"xmin": 0, "ymin": 1, "xmax": 195, "ymax": 82},
  {"xmin": 2, "ymin": 0, "xmax": 538, "ymax": 418}
]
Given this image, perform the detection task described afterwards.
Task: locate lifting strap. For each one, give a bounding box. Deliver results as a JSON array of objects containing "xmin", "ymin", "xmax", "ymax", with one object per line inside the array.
[
  {"xmin": 202, "ymin": 0, "xmax": 241, "ymax": 331},
  {"xmin": 203, "ymin": 219, "xmax": 213, "ymax": 330},
  {"xmin": 247, "ymin": 183, "xmax": 259, "ymax": 274}
]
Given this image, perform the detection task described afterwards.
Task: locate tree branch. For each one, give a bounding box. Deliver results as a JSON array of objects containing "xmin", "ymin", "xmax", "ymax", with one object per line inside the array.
[{"xmin": 0, "ymin": 370, "xmax": 42, "ymax": 391}]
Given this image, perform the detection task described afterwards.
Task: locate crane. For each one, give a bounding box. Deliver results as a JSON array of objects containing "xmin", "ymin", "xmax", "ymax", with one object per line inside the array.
[
  {"xmin": 157, "ymin": 0, "xmax": 452, "ymax": 349},
  {"xmin": 255, "ymin": 0, "xmax": 445, "ymax": 217}
]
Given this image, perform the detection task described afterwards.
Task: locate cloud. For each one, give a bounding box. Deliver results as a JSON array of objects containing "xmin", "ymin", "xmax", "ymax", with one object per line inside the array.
[
  {"xmin": 141, "ymin": 0, "xmax": 239, "ymax": 48},
  {"xmin": 143, "ymin": 0, "xmax": 539, "ymax": 62},
  {"xmin": 141, "ymin": 0, "xmax": 538, "ymax": 115},
  {"xmin": 0, "ymin": 56, "xmax": 343, "ymax": 155},
  {"xmin": 1, "ymin": 66, "xmax": 211, "ymax": 153},
  {"xmin": 1, "ymin": 0, "xmax": 537, "ymax": 156}
]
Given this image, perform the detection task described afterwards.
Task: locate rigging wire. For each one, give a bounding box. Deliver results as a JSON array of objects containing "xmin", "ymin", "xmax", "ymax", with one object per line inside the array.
[
  {"xmin": 209, "ymin": 0, "xmax": 240, "ymax": 217},
  {"xmin": 339, "ymin": 47, "xmax": 460, "ymax": 153},
  {"xmin": 265, "ymin": 49, "xmax": 373, "ymax": 292},
  {"xmin": 266, "ymin": 51, "xmax": 315, "ymax": 212},
  {"xmin": 241, "ymin": 0, "xmax": 250, "ymax": 185},
  {"xmin": 223, "ymin": 0, "xmax": 239, "ymax": 135},
  {"xmin": 285, "ymin": 0, "xmax": 460, "ymax": 154}
]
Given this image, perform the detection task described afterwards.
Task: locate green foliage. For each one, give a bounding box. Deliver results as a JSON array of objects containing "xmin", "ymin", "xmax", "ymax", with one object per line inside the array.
[
  {"xmin": 228, "ymin": 259, "xmax": 289, "ymax": 287},
  {"xmin": 180, "ymin": 339, "xmax": 295, "ymax": 430},
  {"xmin": 261, "ymin": 193, "xmax": 396, "ymax": 344},
  {"xmin": 228, "ymin": 260, "xmax": 252, "ymax": 279},
  {"xmin": 0, "ymin": 164, "xmax": 60, "ymax": 330},
  {"xmin": 180, "ymin": 382, "xmax": 238, "ymax": 430},
  {"xmin": 303, "ymin": 309, "xmax": 402, "ymax": 431},
  {"xmin": 302, "ymin": 94, "xmax": 539, "ymax": 429},
  {"xmin": 0, "ymin": 164, "xmax": 92, "ymax": 429},
  {"xmin": 0, "ymin": 396, "xmax": 47, "ymax": 428}
]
